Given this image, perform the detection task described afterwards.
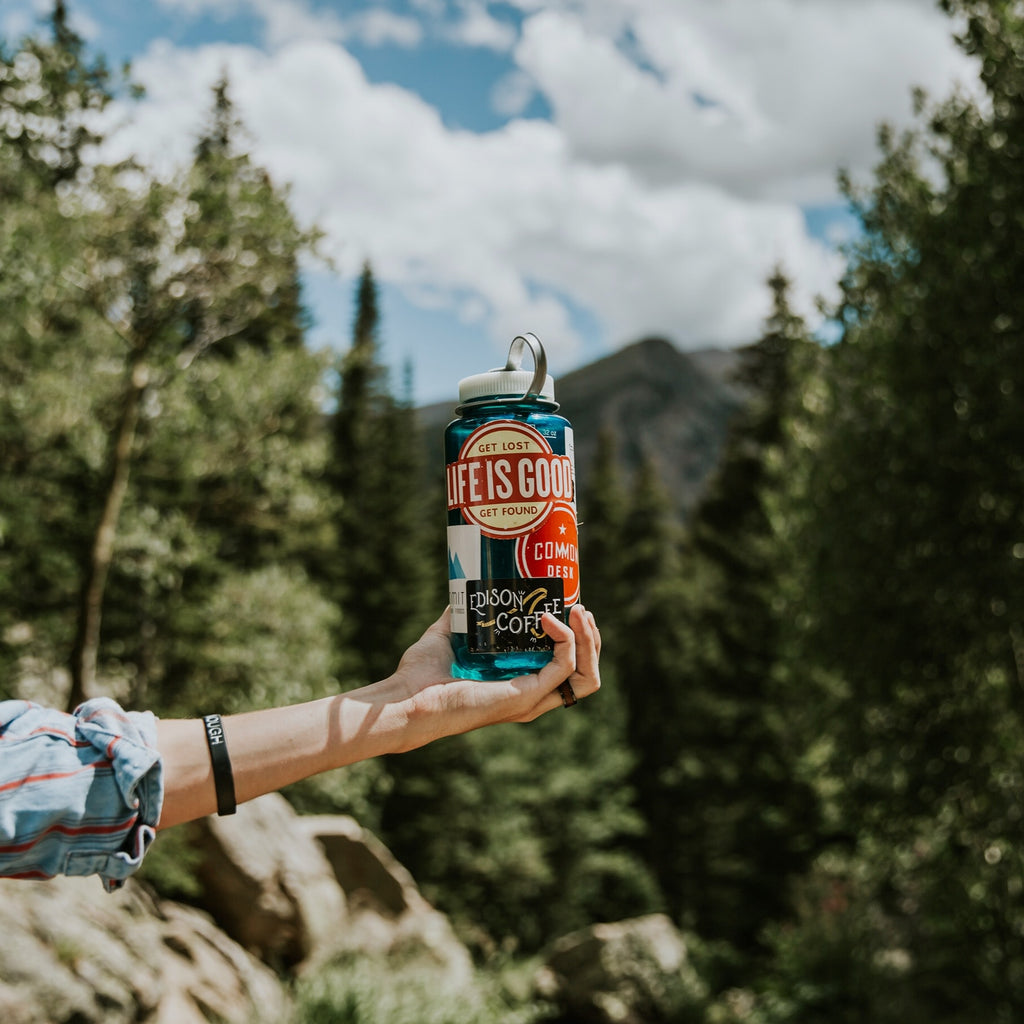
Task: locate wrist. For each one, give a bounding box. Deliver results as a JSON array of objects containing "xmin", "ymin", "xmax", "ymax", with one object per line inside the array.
[
  {"xmin": 378, "ymin": 672, "xmax": 462, "ymax": 754},
  {"xmin": 378, "ymin": 675, "xmax": 438, "ymax": 754},
  {"xmin": 323, "ymin": 677, "xmax": 419, "ymax": 767}
]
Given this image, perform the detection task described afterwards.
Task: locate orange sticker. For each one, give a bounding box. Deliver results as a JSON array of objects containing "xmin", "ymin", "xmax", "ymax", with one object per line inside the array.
[{"xmin": 515, "ymin": 503, "xmax": 580, "ymax": 604}]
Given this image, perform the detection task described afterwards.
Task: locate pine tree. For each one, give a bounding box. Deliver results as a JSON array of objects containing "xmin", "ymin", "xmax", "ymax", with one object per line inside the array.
[
  {"xmin": 327, "ymin": 262, "xmax": 431, "ymax": 685},
  {"xmin": 579, "ymin": 425, "xmax": 629, "ymax": 652},
  {"xmin": 613, "ymin": 456, "xmax": 686, "ymax": 910},
  {"xmin": 656, "ymin": 270, "xmax": 820, "ymax": 954},
  {"xmin": 768, "ymin": 1, "xmax": 1024, "ymax": 1015},
  {"xmin": 0, "ymin": 20, "xmax": 335, "ymax": 729},
  {"xmin": 0, "ymin": 8, "xmax": 128, "ymax": 701},
  {"xmin": 0, "ymin": 29, "xmax": 327, "ymax": 709},
  {"xmin": 60, "ymin": 73, "xmax": 321, "ymax": 710},
  {"xmin": 0, "ymin": 1, "xmax": 114, "ymax": 192}
]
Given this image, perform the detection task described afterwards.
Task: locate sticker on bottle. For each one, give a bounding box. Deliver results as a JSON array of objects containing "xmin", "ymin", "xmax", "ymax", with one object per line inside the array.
[
  {"xmin": 446, "ymin": 421, "xmax": 575, "ymax": 539},
  {"xmin": 447, "ymin": 524, "xmax": 482, "ymax": 634},
  {"xmin": 515, "ymin": 503, "xmax": 580, "ymax": 605},
  {"xmin": 466, "ymin": 578, "xmax": 566, "ymax": 653}
]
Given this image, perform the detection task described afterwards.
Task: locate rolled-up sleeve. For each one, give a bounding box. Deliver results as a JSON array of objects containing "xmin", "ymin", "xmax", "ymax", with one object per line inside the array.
[{"xmin": 0, "ymin": 698, "xmax": 164, "ymax": 890}]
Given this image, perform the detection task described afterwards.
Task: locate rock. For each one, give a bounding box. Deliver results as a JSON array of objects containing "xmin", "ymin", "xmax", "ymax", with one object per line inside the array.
[
  {"xmin": 191, "ymin": 792, "xmax": 347, "ymax": 968},
  {"xmin": 535, "ymin": 913, "xmax": 707, "ymax": 1024},
  {"xmin": 0, "ymin": 875, "xmax": 288, "ymax": 1024},
  {"xmin": 300, "ymin": 814, "xmax": 413, "ymax": 916},
  {"xmin": 155, "ymin": 901, "xmax": 291, "ymax": 1024},
  {"xmin": 0, "ymin": 800, "xmax": 477, "ymax": 1021},
  {"xmin": 299, "ymin": 813, "xmax": 473, "ymax": 986}
]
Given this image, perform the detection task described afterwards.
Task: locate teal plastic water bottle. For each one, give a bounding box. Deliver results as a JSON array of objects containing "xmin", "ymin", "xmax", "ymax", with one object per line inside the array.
[{"xmin": 445, "ymin": 333, "xmax": 580, "ymax": 680}]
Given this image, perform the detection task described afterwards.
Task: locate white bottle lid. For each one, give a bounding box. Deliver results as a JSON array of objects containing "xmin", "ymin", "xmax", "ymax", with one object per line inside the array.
[{"xmin": 457, "ymin": 333, "xmax": 556, "ymax": 408}]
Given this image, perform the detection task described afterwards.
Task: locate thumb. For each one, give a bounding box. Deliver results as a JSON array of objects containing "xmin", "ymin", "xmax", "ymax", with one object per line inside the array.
[{"xmin": 426, "ymin": 607, "xmax": 453, "ymax": 640}]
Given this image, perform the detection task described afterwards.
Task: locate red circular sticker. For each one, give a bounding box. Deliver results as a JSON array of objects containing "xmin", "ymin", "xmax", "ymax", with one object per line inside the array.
[
  {"xmin": 515, "ymin": 503, "xmax": 580, "ymax": 604},
  {"xmin": 448, "ymin": 421, "xmax": 574, "ymax": 539}
]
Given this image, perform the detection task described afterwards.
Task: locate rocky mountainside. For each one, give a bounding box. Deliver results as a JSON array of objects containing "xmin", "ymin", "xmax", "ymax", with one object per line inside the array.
[{"xmin": 418, "ymin": 337, "xmax": 743, "ymax": 519}]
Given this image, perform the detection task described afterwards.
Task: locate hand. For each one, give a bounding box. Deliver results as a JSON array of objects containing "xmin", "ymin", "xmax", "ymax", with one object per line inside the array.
[{"xmin": 387, "ymin": 604, "xmax": 602, "ymax": 751}]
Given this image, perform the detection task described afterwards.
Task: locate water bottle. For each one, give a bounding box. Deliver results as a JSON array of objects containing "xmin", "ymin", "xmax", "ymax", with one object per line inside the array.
[{"xmin": 445, "ymin": 333, "xmax": 579, "ymax": 679}]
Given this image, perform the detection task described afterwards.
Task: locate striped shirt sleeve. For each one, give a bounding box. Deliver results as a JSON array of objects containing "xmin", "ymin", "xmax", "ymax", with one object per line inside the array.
[{"xmin": 0, "ymin": 697, "xmax": 164, "ymax": 891}]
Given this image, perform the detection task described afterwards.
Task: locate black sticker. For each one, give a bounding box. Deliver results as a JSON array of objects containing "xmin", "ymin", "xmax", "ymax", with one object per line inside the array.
[{"xmin": 466, "ymin": 578, "xmax": 566, "ymax": 654}]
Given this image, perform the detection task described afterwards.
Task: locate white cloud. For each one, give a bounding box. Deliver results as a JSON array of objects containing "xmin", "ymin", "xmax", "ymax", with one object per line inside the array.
[
  {"xmin": 490, "ymin": 68, "xmax": 536, "ymax": 118},
  {"xmin": 157, "ymin": 0, "xmax": 245, "ymax": 18},
  {"xmin": 85, "ymin": 0, "xmax": 981, "ymax": 384},
  {"xmin": 444, "ymin": 0, "xmax": 517, "ymax": 51},
  {"xmin": 347, "ymin": 9, "xmax": 424, "ymax": 48},
  {"xmin": 104, "ymin": 33, "xmax": 843, "ymax": 372},
  {"xmin": 251, "ymin": 0, "xmax": 346, "ymax": 48},
  {"xmin": 0, "ymin": 8, "xmax": 37, "ymax": 42},
  {"xmin": 3, "ymin": 0, "xmax": 99, "ymax": 44},
  {"xmin": 158, "ymin": 0, "xmax": 422, "ymax": 50},
  {"xmin": 512, "ymin": 1, "xmax": 979, "ymax": 203}
]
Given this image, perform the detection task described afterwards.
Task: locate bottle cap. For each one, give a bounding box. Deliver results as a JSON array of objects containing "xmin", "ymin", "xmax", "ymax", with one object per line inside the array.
[{"xmin": 457, "ymin": 333, "xmax": 556, "ymax": 408}]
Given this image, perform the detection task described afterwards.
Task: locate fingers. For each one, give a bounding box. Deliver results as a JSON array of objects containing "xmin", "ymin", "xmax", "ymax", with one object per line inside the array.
[
  {"xmin": 568, "ymin": 604, "xmax": 601, "ymax": 698},
  {"xmin": 522, "ymin": 689, "xmax": 573, "ymax": 720},
  {"xmin": 538, "ymin": 611, "xmax": 576, "ymax": 686},
  {"xmin": 512, "ymin": 604, "xmax": 601, "ymax": 722},
  {"xmin": 585, "ymin": 603, "xmax": 601, "ymax": 644}
]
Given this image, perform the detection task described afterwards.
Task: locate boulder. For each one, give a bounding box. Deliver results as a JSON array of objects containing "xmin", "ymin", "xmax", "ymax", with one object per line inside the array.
[
  {"xmin": 535, "ymin": 913, "xmax": 707, "ymax": 1024},
  {"xmin": 191, "ymin": 792, "xmax": 347, "ymax": 968},
  {"xmin": 0, "ymin": 875, "xmax": 288, "ymax": 1024},
  {"xmin": 0, "ymin": 799, "xmax": 476, "ymax": 1021},
  {"xmin": 298, "ymin": 813, "xmax": 473, "ymax": 986}
]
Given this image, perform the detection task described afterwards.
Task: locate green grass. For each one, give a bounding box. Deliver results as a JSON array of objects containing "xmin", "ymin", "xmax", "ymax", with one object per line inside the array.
[{"xmin": 290, "ymin": 953, "xmax": 553, "ymax": 1024}]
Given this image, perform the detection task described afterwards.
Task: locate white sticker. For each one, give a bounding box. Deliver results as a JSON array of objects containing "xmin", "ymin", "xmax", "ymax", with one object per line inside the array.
[
  {"xmin": 447, "ymin": 524, "xmax": 482, "ymax": 633},
  {"xmin": 564, "ymin": 426, "xmax": 576, "ymax": 509}
]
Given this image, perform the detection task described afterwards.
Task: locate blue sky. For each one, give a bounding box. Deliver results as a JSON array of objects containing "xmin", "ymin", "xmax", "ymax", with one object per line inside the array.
[{"xmin": 3, "ymin": 0, "xmax": 975, "ymax": 404}]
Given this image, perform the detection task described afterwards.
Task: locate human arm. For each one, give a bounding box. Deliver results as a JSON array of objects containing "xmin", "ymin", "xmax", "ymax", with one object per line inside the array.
[{"xmin": 156, "ymin": 604, "xmax": 601, "ymax": 829}]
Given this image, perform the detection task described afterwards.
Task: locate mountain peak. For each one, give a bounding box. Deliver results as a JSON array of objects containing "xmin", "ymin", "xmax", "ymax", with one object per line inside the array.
[{"xmin": 556, "ymin": 338, "xmax": 741, "ymax": 517}]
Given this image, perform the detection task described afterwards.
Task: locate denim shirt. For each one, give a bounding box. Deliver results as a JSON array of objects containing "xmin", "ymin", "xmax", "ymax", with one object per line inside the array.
[{"xmin": 0, "ymin": 698, "xmax": 164, "ymax": 890}]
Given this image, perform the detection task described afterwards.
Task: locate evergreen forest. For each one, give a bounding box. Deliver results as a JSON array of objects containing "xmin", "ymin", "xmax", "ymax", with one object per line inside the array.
[{"xmin": 2, "ymin": 1, "xmax": 1024, "ymax": 1020}]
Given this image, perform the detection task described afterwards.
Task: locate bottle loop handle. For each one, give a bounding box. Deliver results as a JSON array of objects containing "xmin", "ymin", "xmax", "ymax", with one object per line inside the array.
[
  {"xmin": 455, "ymin": 332, "xmax": 556, "ymax": 411},
  {"xmin": 505, "ymin": 332, "xmax": 548, "ymax": 401}
]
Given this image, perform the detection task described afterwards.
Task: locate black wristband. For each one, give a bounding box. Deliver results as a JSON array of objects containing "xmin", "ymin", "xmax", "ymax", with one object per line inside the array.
[{"xmin": 202, "ymin": 714, "xmax": 236, "ymax": 816}]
